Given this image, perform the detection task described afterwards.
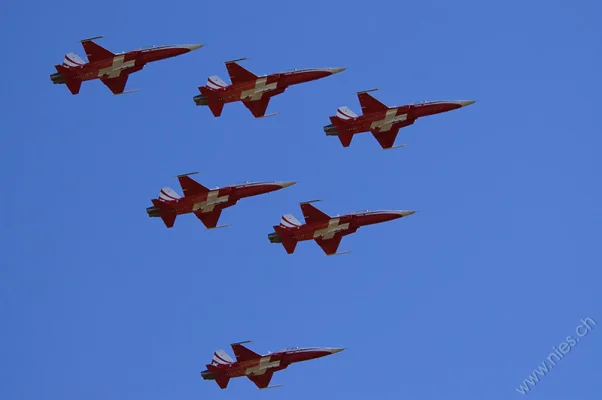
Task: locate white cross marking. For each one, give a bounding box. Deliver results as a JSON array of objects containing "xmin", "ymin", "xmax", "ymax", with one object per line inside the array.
[
  {"xmin": 245, "ymin": 357, "xmax": 280, "ymax": 375},
  {"xmin": 192, "ymin": 191, "xmax": 229, "ymax": 212},
  {"xmin": 98, "ymin": 55, "xmax": 136, "ymax": 78},
  {"xmin": 313, "ymin": 218, "xmax": 350, "ymax": 239},
  {"xmin": 370, "ymin": 109, "xmax": 407, "ymax": 132},
  {"xmin": 240, "ymin": 77, "xmax": 278, "ymax": 101}
]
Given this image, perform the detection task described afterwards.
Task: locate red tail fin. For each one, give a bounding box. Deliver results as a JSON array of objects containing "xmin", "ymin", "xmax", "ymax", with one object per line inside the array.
[{"xmin": 273, "ymin": 225, "xmax": 298, "ymax": 254}]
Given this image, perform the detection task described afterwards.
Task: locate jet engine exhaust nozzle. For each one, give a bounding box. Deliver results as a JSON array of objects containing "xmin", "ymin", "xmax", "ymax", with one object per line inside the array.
[
  {"xmin": 193, "ymin": 94, "xmax": 209, "ymax": 106},
  {"xmin": 268, "ymin": 232, "xmax": 282, "ymax": 243}
]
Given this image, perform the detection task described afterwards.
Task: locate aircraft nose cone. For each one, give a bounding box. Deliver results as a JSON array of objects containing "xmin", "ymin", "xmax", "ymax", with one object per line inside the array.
[
  {"xmin": 185, "ymin": 44, "xmax": 204, "ymax": 51},
  {"xmin": 329, "ymin": 67, "xmax": 346, "ymax": 75},
  {"xmin": 329, "ymin": 348, "xmax": 345, "ymax": 354},
  {"xmin": 458, "ymin": 100, "xmax": 475, "ymax": 107},
  {"xmin": 397, "ymin": 210, "xmax": 416, "ymax": 217},
  {"xmin": 277, "ymin": 181, "xmax": 296, "ymax": 188}
]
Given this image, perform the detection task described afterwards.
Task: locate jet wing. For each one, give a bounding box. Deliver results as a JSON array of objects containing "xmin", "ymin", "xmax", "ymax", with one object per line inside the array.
[
  {"xmin": 247, "ymin": 370, "xmax": 274, "ymax": 389},
  {"xmin": 370, "ymin": 120, "xmax": 414, "ymax": 149},
  {"xmin": 231, "ymin": 343, "xmax": 261, "ymax": 362},
  {"xmin": 81, "ymin": 40, "xmax": 114, "ymax": 63},
  {"xmin": 314, "ymin": 234, "xmax": 344, "ymax": 255},
  {"xmin": 225, "ymin": 61, "xmax": 257, "ymax": 84},
  {"xmin": 194, "ymin": 209, "xmax": 222, "ymax": 229},
  {"xmin": 178, "ymin": 176, "xmax": 209, "ymax": 197},
  {"xmin": 371, "ymin": 127, "xmax": 400, "ymax": 149},
  {"xmin": 357, "ymin": 91, "xmax": 388, "ymax": 114},
  {"xmin": 300, "ymin": 203, "xmax": 330, "ymax": 224},
  {"xmin": 100, "ymin": 75, "xmax": 129, "ymax": 95},
  {"xmin": 243, "ymin": 97, "xmax": 271, "ymax": 118}
]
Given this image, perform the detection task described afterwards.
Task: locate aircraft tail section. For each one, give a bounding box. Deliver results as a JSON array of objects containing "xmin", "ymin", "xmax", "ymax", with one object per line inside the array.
[
  {"xmin": 325, "ymin": 107, "xmax": 357, "ymax": 147},
  {"xmin": 335, "ymin": 106, "xmax": 358, "ymax": 121}
]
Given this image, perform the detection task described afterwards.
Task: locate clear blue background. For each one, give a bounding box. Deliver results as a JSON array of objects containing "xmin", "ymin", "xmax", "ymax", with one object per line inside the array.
[{"xmin": 1, "ymin": 0, "xmax": 600, "ymax": 399}]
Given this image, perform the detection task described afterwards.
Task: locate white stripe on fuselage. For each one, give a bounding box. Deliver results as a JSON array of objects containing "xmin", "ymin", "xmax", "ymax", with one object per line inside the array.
[
  {"xmin": 192, "ymin": 191, "xmax": 229, "ymax": 212},
  {"xmin": 370, "ymin": 109, "xmax": 407, "ymax": 132},
  {"xmin": 240, "ymin": 77, "xmax": 278, "ymax": 101},
  {"xmin": 313, "ymin": 218, "xmax": 350, "ymax": 240}
]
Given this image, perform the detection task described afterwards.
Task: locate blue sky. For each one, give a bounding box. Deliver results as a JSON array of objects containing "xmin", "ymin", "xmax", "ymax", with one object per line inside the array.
[{"xmin": 1, "ymin": 0, "xmax": 600, "ymax": 399}]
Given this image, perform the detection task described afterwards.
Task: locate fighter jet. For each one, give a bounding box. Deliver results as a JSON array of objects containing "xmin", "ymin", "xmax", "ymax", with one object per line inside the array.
[
  {"xmin": 193, "ymin": 58, "xmax": 345, "ymax": 118},
  {"xmin": 147, "ymin": 173, "xmax": 295, "ymax": 229},
  {"xmin": 324, "ymin": 89, "xmax": 475, "ymax": 149},
  {"xmin": 201, "ymin": 341, "xmax": 344, "ymax": 389},
  {"xmin": 268, "ymin": 200, "xmax": 416, "ymax": 255},
  {"xmin": 50, "ymin": 36, "xmax": 203, "ymax": 95}
]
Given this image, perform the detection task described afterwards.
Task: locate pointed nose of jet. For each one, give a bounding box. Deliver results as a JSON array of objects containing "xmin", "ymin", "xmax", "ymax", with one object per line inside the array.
[
  {"xmin": 397, "ymin": 210, "xmax": 417, "ymax": 217},
  {"xmin": 184, "ymin": 44, "xmax": 204, "ymax": 51},
  {"xmin": 276, "ymin": 181, "xmax": 296, "ymax": 188},
  {"xmin": 328, "ymin": 347, "xmax": 345, "ymax": 354},
  {"xmin": 328, "ymin": 67, "xmax": 346, "ymax": 75},
  {"xmin": 457, "ymin": 100, "xmax": 475, "ymax": 107}
]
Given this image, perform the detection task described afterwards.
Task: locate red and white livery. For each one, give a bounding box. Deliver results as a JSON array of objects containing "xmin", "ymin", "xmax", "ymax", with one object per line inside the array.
[
  {"xmin": 268, "ymin": 200, "xmax": 416, "ymax": 255},
  {"xmin": 200, "ymin": 341, "xmax": 344, "ymax": 389},
  {"xmin": 194, "ymin": 58, "xmax": 345, "ymax": 118},
  {"xmin": 324, "ymin": 89, "xmax": 475, "ymax": 149},
  {"xmin": 147, "ymin": 172, "xmax": 295, "ymax": 229},
  {"xmin": 50, "ymin": 36, "xmax": 203, "ymax": 95}
]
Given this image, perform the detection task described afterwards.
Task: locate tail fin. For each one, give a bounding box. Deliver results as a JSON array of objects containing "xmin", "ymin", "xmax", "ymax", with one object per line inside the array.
[
  {"xmin": 62, "ymin": 52, "xmax": 86, "ymax": 68},
  {"xmin": 273, "ymin": 225, "xmax": 298, "ymax": 254},
  {"xmin": 206, "ymin": 75, "xmax": 228, "ymax": 90},
  {"xmin": 329, "ymin": 107, "xmax": 356, "ymax": 147},
  {"xmin": 151, "ymin": 199, "xmax": 176, "ymax": 228},
  {"xmin": 158, "ymin": 187, "xmax": 181, "ymax": 203}
]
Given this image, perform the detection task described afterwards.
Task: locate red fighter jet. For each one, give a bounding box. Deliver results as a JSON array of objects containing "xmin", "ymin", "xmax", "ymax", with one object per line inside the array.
[
  {"xmin": 193, "ymin": 58, "xmax": 345, "ymax": 118},
  {"xmin": 50, "ymin": 36, "xmax": 203, "ymax": 95},
  {"xmin": 324, "ymin": 89, "xmax": 475, "ymax": 149},
  {"xmin": 147, "ymin": 173, "xmax": 295, "ymax": 229},
  {"xmin": 268, "ymin": 200, "xmax": 416, "ymax": 255},
  {"xmin": 200, "ymin": 341, "xmax": 344, "ymax": 389}
]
